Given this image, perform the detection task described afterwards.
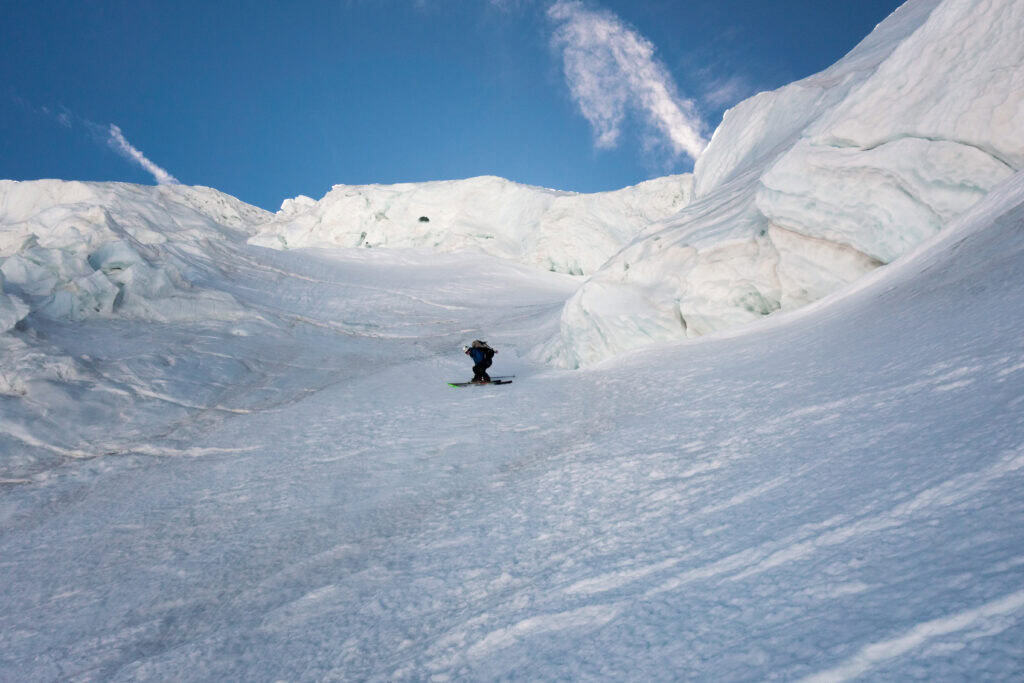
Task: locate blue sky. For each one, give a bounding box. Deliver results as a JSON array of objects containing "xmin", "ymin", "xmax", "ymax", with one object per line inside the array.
[{"xmin": 2, "ymin": 0, "xmax": 905, "ymax": 210}]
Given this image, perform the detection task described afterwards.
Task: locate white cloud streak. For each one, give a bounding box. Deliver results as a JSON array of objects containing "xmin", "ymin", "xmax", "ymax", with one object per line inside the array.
[
  {"xmin": 701, "ymin": 75, "xmax": 757, "ymax": 110},
  {"xmin": 107, "ymin": 124, "xmax": 179, "ymax": 185},
  {"xmin": 547, "ymin": 0, "xmax": 707, "ymax": 162},
  {"xmin": 12, "ymin": 95, "xmax": 180, "ymax": 185}
]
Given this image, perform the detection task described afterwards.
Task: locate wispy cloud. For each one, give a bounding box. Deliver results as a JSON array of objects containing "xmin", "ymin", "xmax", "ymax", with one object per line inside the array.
[
  {"xmin": 10, "ymin": 93, "xmax": 179, "ymax": 186},
  {"xmin": 701, "ymin": 75, "xmax": 757, "ymax": 111},
  {"xmin": 106, "ymin": 124, "xmax": 179, "ymax": 185},
  {"xmin": 547, "ymin": 0, "xmax": 707, "ymax": 162},
  {"xmin": 487, "ymin": 0, "xmax": 533, "ymax": 12},
  {"xmin": 42, "ymin": 105, "xmax": 73, "ymax": 128},
  {"xmin": 10, "ymin": 93, "xmax": 73, "ymax": 129}
]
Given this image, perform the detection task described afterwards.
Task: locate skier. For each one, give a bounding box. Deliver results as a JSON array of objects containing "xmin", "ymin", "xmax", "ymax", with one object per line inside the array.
[{"xmin": 463, "ymin": 340, "xmax": 497, "ymax": 383}]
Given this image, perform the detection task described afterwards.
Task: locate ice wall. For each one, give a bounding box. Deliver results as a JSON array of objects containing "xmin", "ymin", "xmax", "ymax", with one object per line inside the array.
[
  {"xmin": 0, "ymin": 180, "xmax": 271, "ymax": 329},
  {"xmin": 249, "ymin": 174, "xmax": 694, "ymax": 276},
  {"xmin": 549, "ymin": 0, "xmax": 1024, "ymax": 367}
]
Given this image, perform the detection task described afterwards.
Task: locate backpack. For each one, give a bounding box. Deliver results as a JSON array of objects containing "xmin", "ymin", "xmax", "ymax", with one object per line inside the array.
[{"xmin": 471, "ymin": 339, "xmax": 495, "ymax": 360}]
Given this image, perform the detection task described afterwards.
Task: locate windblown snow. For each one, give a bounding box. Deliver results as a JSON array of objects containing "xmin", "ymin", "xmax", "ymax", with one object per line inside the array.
[{"xmin": 2, "ymin": 0, "xmax": 1023, "ymax": 679}]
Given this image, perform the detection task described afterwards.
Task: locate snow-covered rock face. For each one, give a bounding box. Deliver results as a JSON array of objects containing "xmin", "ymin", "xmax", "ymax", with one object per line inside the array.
[
  {"xmin": 549, "ymin": 0, "xmax": 1024, "ymax": 367},
  {"xmin": 0, "ymin": 179, "xmax": 272, "ymax": 327},
  {"xmin": 249, "ymin": 174, "xmax": 694, "ymax": 276}
]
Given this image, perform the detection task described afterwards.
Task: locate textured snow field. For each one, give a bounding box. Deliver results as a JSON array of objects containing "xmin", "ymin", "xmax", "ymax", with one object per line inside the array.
[{"xmin": 2, "ymin": 174, "xmax": 1023, "ymax": 680}]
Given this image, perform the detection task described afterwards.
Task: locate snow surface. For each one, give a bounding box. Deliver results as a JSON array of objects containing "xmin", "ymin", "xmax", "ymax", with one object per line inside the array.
[
  {"xmin": 248, "ymin": 174, "xmax": 693, "ymax": 276},
  {"xmin": 549, "ymin": 0, "xmax": 1024, "ymax": 367},
  {"xmin": 1, "ymin": 168, "xmax": 1023, "ymax": 679},
  {"xmin": 2, "ymin": 0, "xmax": 1023, "ymax": 677}
]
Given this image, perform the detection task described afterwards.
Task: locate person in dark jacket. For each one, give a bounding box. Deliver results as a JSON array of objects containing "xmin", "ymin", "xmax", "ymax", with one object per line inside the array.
[{"xmin": 463, "ymin": 340, "xmax": 497, "ymax": 383}]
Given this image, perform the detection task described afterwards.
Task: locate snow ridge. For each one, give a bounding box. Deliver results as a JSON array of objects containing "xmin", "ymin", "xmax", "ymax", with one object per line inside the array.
[{"xmin": 248, "ymin": 174, "xmax": 694, "ymax": 276}]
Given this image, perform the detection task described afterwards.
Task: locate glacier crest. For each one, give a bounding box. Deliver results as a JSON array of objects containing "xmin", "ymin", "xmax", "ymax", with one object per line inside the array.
[{"xmin": 549, "ymin": 0, "xmax": 1024, "ymax": 367}]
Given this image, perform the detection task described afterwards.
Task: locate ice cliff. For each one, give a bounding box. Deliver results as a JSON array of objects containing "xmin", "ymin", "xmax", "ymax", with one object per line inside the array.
[
  {"xmin": 548, "ymin": 0, "xmax": 1024, "ymax": 367},
  {"xmin": 248, "ymin": 174, "xmax": 693, "ymax": 276},
  {"xmin": 0, "ymin": 180, "xmax": 270, "ymax": 332}
]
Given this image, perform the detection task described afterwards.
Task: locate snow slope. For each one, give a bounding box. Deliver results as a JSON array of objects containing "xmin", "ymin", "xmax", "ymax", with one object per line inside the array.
[
  {"xmin": 550, "ymin": 0, "xmax": 1024, "ymax": 367},
  {"xmin": 1, "ymin": 167, "xmax": 1022, "ymax": 679},
  {"xmin": 248, "ymin": 174, "xmax": 693, "ymax": 276},
  {"xmin": 2, "ymin": 0, "xmax": 1024, "ymax": 675}
]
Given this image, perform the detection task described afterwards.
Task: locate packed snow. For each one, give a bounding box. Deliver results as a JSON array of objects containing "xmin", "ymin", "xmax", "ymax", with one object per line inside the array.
[{"xmin": 3, "ymin": 0, "xmax": 1024, "ymax": 678}]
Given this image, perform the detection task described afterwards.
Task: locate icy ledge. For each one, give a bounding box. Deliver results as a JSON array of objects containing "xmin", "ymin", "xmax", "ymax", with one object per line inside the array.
[{"xmin": 545, "ymin": 0, "xmax": 1024, "ymax": 368}]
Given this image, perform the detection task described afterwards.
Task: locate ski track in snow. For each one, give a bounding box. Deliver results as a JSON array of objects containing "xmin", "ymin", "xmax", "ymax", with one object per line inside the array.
[{"xmin": 801, "ymin": 588, "xmax": 1024, "ymax": 682}]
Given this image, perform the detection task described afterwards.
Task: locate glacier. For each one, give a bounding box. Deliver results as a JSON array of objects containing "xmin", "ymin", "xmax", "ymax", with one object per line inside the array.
[
  {"xmin": 249, "ymin": 173, "xmax": 693, "ymax": 276},
  {"xmin": 2, "ymin": 0, "xmax": 1024, "ymax": 678},
  {"xmin": 0, "ymin": 169, "xmax": 1021, "ymax": 678},
  {"xmin": 0, "ymin": 179, "xmax": 270, "ymax": 327},
  {"xmin": 548, "ymin": 0, "xmax": 1024, "ymax": 367}
]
